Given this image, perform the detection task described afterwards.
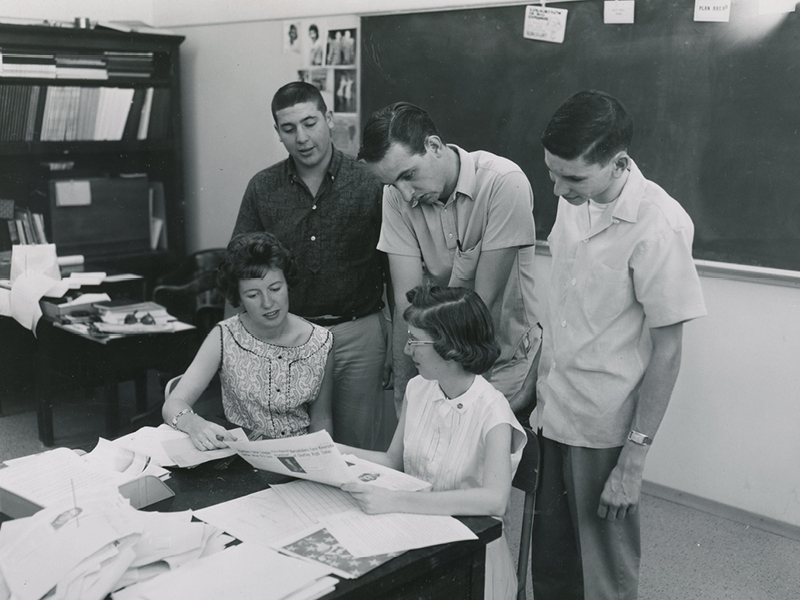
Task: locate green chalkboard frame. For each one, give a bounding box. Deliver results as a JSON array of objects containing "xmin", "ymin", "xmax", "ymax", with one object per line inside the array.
[{"xmin": 361, "ymin": 0, "xmax": 800, "ymax": 272}]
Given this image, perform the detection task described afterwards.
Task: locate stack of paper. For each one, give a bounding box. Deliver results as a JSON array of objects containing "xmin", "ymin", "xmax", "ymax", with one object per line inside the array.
[
  {"xmin": 0, "ymin": 496, "xmax": 231, "ymax": 600},
  {"xmin": 111, "ymin": 543, "xmax": 337, "ymax": 600}
]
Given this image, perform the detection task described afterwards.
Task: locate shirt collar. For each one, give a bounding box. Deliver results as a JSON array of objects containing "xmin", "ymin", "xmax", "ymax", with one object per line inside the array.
[
  {"xmin": 445, "ymin": 144, "xmax": 477, "ymax": 206},
  {"xmin": 430, "ymin": 375, "xmax": 480, "ymax": 415},
  {"xmin": 610, "ymin": 159, "xmax": 646, "ymax": 224},
  {"xmin": 285, "ymin": 144, "xmax": 342, "ymax": 181}
]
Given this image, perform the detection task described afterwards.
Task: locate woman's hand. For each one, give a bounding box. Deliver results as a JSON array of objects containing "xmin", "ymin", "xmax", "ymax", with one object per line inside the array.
[
  {"xmin": 341, "ymin": 482, "xmax": 399, "ymax": 514},
  {"xmin": 183, "ymin": 416, "xmax": 237, "ymax": 451}
]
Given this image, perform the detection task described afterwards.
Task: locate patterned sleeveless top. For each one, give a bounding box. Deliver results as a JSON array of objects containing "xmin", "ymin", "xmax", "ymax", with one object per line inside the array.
[{"xmin": 218, "ymin": 314, "xmax": 333, "ymax": 439}]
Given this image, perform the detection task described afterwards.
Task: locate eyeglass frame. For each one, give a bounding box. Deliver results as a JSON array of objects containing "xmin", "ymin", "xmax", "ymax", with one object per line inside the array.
[{"xmin": 406, "ymin": 332, "xmax": 435, "ymax": 347}]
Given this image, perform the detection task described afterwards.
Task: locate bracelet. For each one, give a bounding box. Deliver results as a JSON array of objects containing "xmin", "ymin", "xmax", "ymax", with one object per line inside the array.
[{"xmin": 171, "ymin": 408, "xmax": 196, "ymax": 431}]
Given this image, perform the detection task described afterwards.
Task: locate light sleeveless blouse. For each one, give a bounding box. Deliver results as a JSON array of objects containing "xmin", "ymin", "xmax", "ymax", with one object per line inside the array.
[{"xmin": 218, "ymin": 314, "xmax": 332, "ymax": 439}]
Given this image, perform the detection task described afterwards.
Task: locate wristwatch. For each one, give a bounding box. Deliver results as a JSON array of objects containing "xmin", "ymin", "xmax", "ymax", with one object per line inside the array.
[{"xmin": 627, "ymin": 430, "xmax": 652, "ymax": 446}]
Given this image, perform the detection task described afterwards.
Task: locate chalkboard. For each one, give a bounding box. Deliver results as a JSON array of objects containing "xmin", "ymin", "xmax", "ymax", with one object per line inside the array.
[{"xmin": 361, "ymin": 1, "xmax": 800, "ymax": 270}]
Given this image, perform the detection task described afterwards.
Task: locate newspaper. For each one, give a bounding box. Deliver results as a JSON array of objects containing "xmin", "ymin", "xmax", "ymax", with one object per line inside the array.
[{"xmin": 226, "ymin": 430, "xmax": 430, "ymax": 491}]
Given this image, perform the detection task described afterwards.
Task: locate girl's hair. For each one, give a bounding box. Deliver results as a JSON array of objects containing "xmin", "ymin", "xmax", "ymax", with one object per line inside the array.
[
  {"xmin": 218, "ymin": 232, "xmax": 299, "ymax": 307},
  {"xmin": 403, "ymin": 285, "xmax": 500, "ymax": 374}
]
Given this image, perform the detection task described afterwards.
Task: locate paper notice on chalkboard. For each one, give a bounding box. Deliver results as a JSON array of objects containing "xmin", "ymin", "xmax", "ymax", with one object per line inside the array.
[
  {"xmin": 694, "ymin": 0, "xmax": 731, "ymax": 22},
  {"xmin": 759, "ymin": 0, "xmax": 796, "ymax": 14},
  {"xmin": 604, "ymin": 1, "xmax": 635, "ymax": 24},
  {"xmin": 523, "ymin": 5, "xmax": 568, "ymax": 44}
]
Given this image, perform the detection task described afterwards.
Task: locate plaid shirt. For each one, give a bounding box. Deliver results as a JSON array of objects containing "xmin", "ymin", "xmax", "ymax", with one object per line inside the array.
[{"xmin": 233, "ymin": 147, "xmax": 385, "ymax": 319}]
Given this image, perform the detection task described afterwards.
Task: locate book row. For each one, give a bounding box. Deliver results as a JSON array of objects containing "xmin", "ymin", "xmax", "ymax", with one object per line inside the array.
[
  {"xmin": 0, "ymin": 49, "xmax": 155, "ymax": 80},
  {"xmin": 1, "ymin": 208, "xmax": 47, "ymax": 248},
  {"xmin": 0, "ymin": 84, "xmax": 170, "ymax": 142}
]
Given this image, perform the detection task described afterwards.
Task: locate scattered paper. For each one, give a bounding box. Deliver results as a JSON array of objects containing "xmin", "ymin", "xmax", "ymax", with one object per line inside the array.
[
  {"xmin": 84, "ymin": 438, "xmax": 169, "ymax": 483},
  {"xmin": 111, "ymin": 425, "xmax": 186, "ymax": 468},
  {"xmin": 194, "ymin": 487, "xmax": 311, "ymax": 546},
  {"xmin": 270, "ymin": 480, "xmax": 360, "ymax": 526},
  {"xmin": 161, "ymin": 427, "xmax": 247, "ymax": 468},
  {"xmin": 323, "ymin": 511, "xmax": 478, "ymax": 558},
  {"xmin": 111, "ymin": 543, "xmax": 334, "ymax": 600}
]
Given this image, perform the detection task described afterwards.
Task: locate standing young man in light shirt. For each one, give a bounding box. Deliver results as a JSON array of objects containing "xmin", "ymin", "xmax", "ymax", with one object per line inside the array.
[
  {"xmin": 359, "ymin": 102, "xmax": 541, "ymax": 419},
  {"xmin": 532, "ymin": 90, "xmax": 707, "ymax": 600}
]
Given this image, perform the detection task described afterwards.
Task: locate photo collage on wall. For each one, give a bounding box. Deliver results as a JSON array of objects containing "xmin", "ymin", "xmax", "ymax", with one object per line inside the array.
[{"xmin": 284, "ymin": 19, "xmax": 359, "ymax": 157}]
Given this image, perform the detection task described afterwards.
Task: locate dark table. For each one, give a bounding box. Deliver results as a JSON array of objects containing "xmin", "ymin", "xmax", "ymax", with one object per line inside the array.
[
  {"xmin": 163, "ymin": 457, "xmax": 501, "ymax": 600},
  {"xmin": 34, "ymin": 318, "xmax": 197, "ymax": 446}
]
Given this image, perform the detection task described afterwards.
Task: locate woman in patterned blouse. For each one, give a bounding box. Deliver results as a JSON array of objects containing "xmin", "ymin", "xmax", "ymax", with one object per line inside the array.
[{"xmin": 162, "ymin": 232, "xmax": 334, "ymax": 450}]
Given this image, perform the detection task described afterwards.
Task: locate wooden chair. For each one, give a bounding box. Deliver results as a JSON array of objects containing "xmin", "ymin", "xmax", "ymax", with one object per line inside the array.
[
  {"xmin": 513, "ymin": 427, "xmax": 541, "ymax": 600},
  {"xmin": 164, "ymin": 374, "xmax": 182, "ymax": 401}
]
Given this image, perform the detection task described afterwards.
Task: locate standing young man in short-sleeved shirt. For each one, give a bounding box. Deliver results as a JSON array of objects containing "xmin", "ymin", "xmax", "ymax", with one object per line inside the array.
[
  {"xmin": 359, "ymin": 102, "xmax": 541, "ymax": 417},
  {"xmin": 531, "ymin": 90, "xmax": 707, "ymax": 600}
]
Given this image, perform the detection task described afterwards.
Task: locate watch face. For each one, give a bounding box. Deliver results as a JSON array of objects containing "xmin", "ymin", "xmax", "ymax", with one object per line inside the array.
[{"xmin": 629, "ymin": 431, "xmax": 651, "ymax": 445}]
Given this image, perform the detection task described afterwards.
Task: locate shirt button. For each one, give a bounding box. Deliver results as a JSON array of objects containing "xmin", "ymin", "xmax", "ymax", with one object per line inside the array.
[
  {"xmin": 551, "ymin": 361, "xmax": 557, "ymax": 369},
  {"xmin": 312, "ymin": 205, "xmax": 317, "ymax": 210},
  {"xmin": 613, "ymin": 219, "xmax": 619, "ymax": 224},
  {"xmin": 571, "ymin": 278, "xmax": 576, "ymax": 286},
  {"xmin": 310, "ymin": 235, "xmax": 316, "ymax": 241},
  {"xmin": 457, "ymin": 403, "xmax": 463, "ymax": 409},
  {"xmin": 448, "ymin": 233, "xmax": 453, "ymax": 238},
  {"xmin": 561, "ymin": 320, "xmax": 567, "ymax": 327}
]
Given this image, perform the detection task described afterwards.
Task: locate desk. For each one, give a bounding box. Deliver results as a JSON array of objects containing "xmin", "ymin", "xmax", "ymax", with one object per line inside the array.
[
  {"xmin": 35, "ymin": 318, "xmax": 197, "ymax": 447},
  {"xmin": 163, "ymin": 459, "xmax": 501, "ymax": 600}
]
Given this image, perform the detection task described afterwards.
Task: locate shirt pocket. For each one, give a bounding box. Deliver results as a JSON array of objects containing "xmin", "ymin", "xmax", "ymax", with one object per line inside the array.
[
  {"xmin": 583, "ymin": 259, "xmax": 633, "ymax": 326},
  {"xmin": 450, "ymin": 240, "xmax": 482, "ymax": 287}
]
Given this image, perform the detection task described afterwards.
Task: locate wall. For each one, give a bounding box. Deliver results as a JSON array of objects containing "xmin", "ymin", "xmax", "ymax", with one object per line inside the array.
[{"xmin": 0, "ymin": 0, "xmax": 152, "ymax": 24}]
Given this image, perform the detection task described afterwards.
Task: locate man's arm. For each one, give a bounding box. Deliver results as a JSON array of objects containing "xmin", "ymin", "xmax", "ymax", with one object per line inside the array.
[
  {"xmin": 597, "ymin": 322, "xmax": 684, "ymax": 521},
  {"xmin": 386, "ymin": 253, "xmax": 424, "ymax": 417}
]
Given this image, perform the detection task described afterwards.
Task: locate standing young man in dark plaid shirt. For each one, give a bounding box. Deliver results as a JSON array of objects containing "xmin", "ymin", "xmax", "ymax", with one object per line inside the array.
[{"xmin": 232, "ymin": 82, "xmax": 388, "ymax": 450}]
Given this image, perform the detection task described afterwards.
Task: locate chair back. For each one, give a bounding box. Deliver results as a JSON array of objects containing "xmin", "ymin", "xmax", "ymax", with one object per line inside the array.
[
  {"xmin": 153, "ymin": 249, "xmax": 227, "ymax": 335},
  {"xmin": 513, "ymin": 427, "xmax": 540, "ymax": 600},
  {"xmin": 164, "ymin": 375, "xmax": 182, "ymax": 402}
]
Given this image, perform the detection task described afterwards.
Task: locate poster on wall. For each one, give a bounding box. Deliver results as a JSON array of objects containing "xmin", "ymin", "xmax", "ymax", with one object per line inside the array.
[{"xmin": 284, "ymin": 17, "xmax": 360, "ymax": 157}]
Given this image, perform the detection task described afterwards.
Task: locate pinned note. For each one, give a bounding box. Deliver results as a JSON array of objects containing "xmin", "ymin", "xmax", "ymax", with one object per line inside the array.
[
  {"xmin": 523, "ymin": 5, "xmax": 568, "ymax": 44},
  {"xmin": 759, "ymin": 0, "xmax": 796, "ymax": 14},
  {"xmin": 604, "ymin": 1, "xmax": 635, "ymax": 24},
  {"xmin": 55, "ymin": 180, "xmax": 91, "ymax": 207},
  {"xmin": 694, "ymin": 0, "xmax": 731, "ymax": 22}
]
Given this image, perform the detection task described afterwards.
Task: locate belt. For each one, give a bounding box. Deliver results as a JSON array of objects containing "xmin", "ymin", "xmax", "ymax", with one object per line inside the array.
[{"xmin": 305, "ymin": 312, "xmax": 373, "ymax": 327}]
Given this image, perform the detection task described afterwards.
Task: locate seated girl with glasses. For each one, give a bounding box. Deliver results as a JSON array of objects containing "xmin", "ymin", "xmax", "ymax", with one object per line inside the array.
[
  {"xmin": 162, "ymin": 232, "xmax": 334, "ymax": 451},
  {"xmin": 338, "ymin": 285, "xmax": 526, "ymax": 600}
]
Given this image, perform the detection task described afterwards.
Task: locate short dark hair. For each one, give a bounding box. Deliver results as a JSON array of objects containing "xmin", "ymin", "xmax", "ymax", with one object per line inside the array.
[
  {"xmin": 271, "ymin": 81, "xmax": 327, "ymax": 123},
  {"xmin": 403, "ymin": 285, "xmax": 500, "ymax": 375},
  {"xmin": 309, "ymin": 24, "xmax": 318, "ymax": 36},
  {"xmin": 218, "ymin": 232, "xmax": 299, "ymax": 307},
  {"xmin": 358, "ymin": 102, "xmax": 441, "ymax": 163},
  {"xmin": 542, "ymin": 90, "xmax": 633, "ymax": 165}
]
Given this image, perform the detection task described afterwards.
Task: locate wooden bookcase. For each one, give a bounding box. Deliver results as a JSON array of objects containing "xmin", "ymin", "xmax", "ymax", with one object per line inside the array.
[{"xmin": 0, "ymin": 23, "xmax": 186, "ymax": 284}]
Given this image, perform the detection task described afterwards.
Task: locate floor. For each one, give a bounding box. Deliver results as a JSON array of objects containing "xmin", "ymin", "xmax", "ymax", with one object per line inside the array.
[{"xmin": 1, "ymin": 384, "xmax": 799, "ymax": 600}]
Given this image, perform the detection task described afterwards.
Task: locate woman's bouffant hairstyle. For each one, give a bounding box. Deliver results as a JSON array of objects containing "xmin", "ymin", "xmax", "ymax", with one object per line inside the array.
[
  {"xmin": 218, "ymin": 232, "xmax": 299, "ymax": 307},
  {"xmin": 403, "ymin": 285, "xmax": 500, "ymax": 374}
]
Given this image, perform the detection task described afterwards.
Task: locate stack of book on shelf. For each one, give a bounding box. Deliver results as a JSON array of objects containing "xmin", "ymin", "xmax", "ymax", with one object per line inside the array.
[
  {"xmin": 0, "ymin": 201, "xmax": 47, "ymax": 248},
  {"xmin": 104, "ymin": 51, "xmax": 155, "ymax": 79},
  {"xmin": 1, "ymin": 49, "xmax": 155, "ymax": 80},
  {"xmin": 0, "ymin": 84, "xmax": 40, "ymax": 141},
  {"xmin": 55, "ymin": 53, "xmax": 109, "ymax": 79},
  {"xmin": 0, "ymin": 50, "xmax": 56, "ymax": 78}
]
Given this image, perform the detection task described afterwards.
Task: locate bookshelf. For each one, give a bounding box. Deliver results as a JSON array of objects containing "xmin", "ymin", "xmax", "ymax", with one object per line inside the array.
[{"xmin": 0, "ymin": 23, "xmax": 186, "ymax": 281}]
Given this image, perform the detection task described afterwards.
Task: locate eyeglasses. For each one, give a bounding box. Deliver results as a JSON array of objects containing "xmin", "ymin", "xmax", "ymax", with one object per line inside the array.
[
  {"xmin": 124, "ymin": 311, "xmax": 156, "ymax": 325},
  {"xmin": 406, "ymin": 334, "xmax": 435, "ymax": 347}
]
